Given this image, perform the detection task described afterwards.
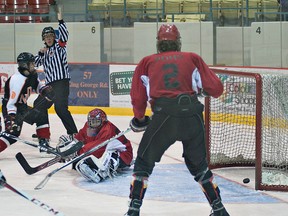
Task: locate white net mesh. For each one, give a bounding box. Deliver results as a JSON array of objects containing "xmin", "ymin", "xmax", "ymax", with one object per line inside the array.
[{"xmin": 207, "ymin": 70, "xmax": 288, "ymax": 190}]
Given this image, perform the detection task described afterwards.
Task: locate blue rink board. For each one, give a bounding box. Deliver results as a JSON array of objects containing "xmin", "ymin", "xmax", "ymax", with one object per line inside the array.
[{"xmin": 75, "ymin": 163, "xmax": 281, "ymax": 204}]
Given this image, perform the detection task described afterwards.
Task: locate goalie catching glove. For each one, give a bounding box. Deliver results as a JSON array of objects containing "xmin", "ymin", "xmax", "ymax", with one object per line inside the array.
[
  {"xmin": 56, "ymin": 135, "xmax": 84, "ymax": 162},
  {"xmin": 130, "ymin": 116, "xmax": 150, "ymax": 132}
]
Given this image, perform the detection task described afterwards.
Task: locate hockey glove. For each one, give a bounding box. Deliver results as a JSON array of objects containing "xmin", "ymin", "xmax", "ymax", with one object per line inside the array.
[
  {"xmin": 0, "ymin": 170, "xmax": 6, "ymax": 189},
  {"xmin": 56, "ymin": 139, "xmax": 83, "ymax": 163},
  {"xmin": 40, "ymin": 85, "xmax": 55, "ymax": 101},
  {"xmin": 130, "ymin": 116, "xmax": 150, "ymax": 132},
  {"xmin": 58, "ymin": 134, "xmax": 76, "ymax": 144},
  {"xmin": 5, "ymin": 114, "xmax": 21, "ymax": 136}
]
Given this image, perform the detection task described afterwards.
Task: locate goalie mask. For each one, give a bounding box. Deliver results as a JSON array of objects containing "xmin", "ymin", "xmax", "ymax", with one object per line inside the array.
[
  {"xmin": 17, "ymin": 52, "xmax": 36, "ymax": 77},
  {"xmin": 156, "ymin": 24, "xmax": 181, "ymax": 53},
  {"xmin": 87, "ymin": 108, "xmax": 107, "ymax": 136}
]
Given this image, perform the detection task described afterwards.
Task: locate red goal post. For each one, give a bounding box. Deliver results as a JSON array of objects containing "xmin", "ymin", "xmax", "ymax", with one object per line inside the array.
[{"xmin": 205, "ymin": 68, "xmax": 288, "ymax": 191}]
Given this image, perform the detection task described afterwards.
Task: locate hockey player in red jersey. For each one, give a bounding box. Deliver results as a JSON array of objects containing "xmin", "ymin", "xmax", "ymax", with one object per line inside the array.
[
  {"xmin": 57, "ymin": 108, "xmax": 133, "ymax": 183},
  {"xmin": 125, "ymin": 24, "xmax": 229, "ymax": 216}
]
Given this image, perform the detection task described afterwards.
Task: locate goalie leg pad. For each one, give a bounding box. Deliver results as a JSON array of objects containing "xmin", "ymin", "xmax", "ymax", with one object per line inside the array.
[
  {"xmin": 76, "ymin": 156, "xmax": 103, "ymax": 183},
  {"xmin": 76, "ymin": 151, "xmax": 120, "ymax": 183}
]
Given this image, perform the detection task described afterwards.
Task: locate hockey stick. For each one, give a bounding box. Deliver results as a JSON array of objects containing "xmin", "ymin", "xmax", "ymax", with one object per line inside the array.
[
  {"xmin": 16, "ymin": 153, "xmax": 62, "ymax": 175},
  {"xmin": 0, "ymin": 179, "xmax": 64, "ymax": 215},
  {"xmin": 1, "ymin": 132, "xmax": 62, "ymax": 157},
  {"xmin": 34, "ymin": 127, "xmax": 131, "ymax": 190},
  {"xmin": 15, "ymin": 141, "xmax": 84, "ymax": 175}
]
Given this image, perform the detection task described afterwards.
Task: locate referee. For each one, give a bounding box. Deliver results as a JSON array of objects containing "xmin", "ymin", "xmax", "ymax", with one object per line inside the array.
[{"xmin": 34, "ymin": 5, "xmax": 78, "ymax": 150}]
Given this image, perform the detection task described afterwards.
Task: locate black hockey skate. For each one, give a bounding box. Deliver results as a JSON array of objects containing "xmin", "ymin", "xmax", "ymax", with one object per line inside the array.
[
  {"xmin": 209, "ymin": 198, "xmax": 230, "ymax": 216},
  {"xmin": 124, "ymin": 199, "xmax": 142, "ymax": 216},
  {"xmin": 39, "ymin": 138, "xmax": 53, "ymax": 158}
]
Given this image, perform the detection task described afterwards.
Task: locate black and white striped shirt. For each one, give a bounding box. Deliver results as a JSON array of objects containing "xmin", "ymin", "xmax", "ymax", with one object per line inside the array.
[{"xmin": 35, "ymin": 20, "xmax": 70, "ymax": 84}]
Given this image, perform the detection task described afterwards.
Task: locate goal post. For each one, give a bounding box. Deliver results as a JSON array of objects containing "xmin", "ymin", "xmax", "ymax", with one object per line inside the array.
[{"xmin": 205, "ymin": 68, "xmax": 288, "ymax": 191}]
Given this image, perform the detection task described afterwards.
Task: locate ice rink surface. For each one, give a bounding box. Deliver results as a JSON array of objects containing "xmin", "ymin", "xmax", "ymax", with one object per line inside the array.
[{"xmin": 1, "ymin": 114, "xmax": 288, "ymax": 216}]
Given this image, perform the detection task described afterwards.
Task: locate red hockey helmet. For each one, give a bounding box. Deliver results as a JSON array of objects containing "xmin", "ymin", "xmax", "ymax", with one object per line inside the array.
[
  {"xmin": 87, "ymin": 108, "xmax": 107, "ymax": 129},
  {"xmin": 157, "ymin": 24, "xmax": 181, "ymax": 41},
  {"xmin": 156, "ymin": 24, "xmax": 181, "ymax": 53}
]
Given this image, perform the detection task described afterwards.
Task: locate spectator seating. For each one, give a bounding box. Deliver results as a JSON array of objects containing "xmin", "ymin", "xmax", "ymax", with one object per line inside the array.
[
  {"xmin": 0, "ymin": 0, "xmax": 50, "ymax": 23},
  {"xmin": 166, "ymin": 13, "xmax": 206, "ymax": 22},
  {"xmin": 6, "ymin": 0, "xmax": 28, "ymax": 14},
  {"xmin": 28, "ymin": 0, "xmax": 49, "ymax": 14},
  {"xmin": 0, "ymin": 0, "xmax": 5, "ymax": 13},
  {"xmin": 260, "ymin": 0, "xmax": 279, "ymax": 21},
  {"xmin": 164, "ymin": 0, "xmax": 181, "ymax": 14},
  {"xmin": 143, "ymin": 0, "xmax": 162, "ymax": 18},
  {"xmin": 181, "ymin": 0, "xmax": 202, "ymax": 14},
  {"xmin": 126, "ymin": 0, "xmax": 144, "ymax": 21},
  {"xmin": 217, "ymin": 0, "xmax": 240, "ymax": 26}
]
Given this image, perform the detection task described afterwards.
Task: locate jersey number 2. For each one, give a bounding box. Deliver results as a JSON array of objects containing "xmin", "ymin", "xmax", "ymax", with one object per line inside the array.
[{"xmin": 163, "ymin": 63, "xmax": 180, "ymax": 89}]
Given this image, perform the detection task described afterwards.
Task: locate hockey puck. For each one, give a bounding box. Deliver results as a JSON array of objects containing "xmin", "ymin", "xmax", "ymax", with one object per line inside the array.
[
  {"xmin": 32, "ymin": 134, "xmax": 38, "ymax": 139},
  {"xmin": 243, "ymin": 178, "xmax": 250, "ymax": 184}
]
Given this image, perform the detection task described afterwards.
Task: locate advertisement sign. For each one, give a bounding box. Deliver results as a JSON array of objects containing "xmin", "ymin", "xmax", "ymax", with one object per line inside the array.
[
  {"xmin": 69, "ymin": 64, "xmax": 109, "ymax": 106},
  {"xmin": 0, "ymin": 64, "xmax": 16, "ymax": 95},
  {"xmin": 109, "ymin": 65, "xmax": 136, "ymax": 108},
  {"xmin": 216, "ymin": 74, "xmax": 256, "ymax": 114}
]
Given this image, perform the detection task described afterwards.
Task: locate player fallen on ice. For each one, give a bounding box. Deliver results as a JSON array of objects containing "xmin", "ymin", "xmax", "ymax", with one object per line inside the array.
[
  {"xmin": 56, "ymin": 108, "xmax": 133, "ymax": 183},
  {"xmin": 125, "ymin": 24, "xmax": 230, "ymax": 216}
]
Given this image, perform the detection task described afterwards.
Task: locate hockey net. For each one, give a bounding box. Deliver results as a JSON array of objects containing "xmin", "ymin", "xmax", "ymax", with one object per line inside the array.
[{"xmin": 206, "ymin": 68, "xmax": 288, "ymax": 191}]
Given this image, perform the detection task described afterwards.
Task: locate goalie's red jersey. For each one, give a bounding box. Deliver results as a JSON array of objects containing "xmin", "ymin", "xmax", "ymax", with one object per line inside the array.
[
  {"xmin": 74, "ymin": 121, "xmax": 133, "ymax": 166},
  {"xmin": 130, "ymin": 51, "xmax": 223, "ymax": 119}
]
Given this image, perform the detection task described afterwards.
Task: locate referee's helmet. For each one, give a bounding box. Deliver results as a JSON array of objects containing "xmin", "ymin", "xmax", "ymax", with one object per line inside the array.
[{"xmin": 42, "ymin": 26, "xmax": 55, "ymax": 40}]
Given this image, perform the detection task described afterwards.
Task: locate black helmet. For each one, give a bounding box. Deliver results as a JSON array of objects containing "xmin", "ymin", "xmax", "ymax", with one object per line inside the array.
[
  {"xmin": 17, "ymin": 52, "xmax": 36, "ymax": 76},
  {"xmin": 42, "ymin": 26, "xmax": 55, "ymax": 40}
]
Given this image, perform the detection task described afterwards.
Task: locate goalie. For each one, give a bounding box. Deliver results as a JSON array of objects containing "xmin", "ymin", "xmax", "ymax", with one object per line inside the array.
[{"xmin": 57, "ymin": 108, "xmax": 133, "ymax": 183}]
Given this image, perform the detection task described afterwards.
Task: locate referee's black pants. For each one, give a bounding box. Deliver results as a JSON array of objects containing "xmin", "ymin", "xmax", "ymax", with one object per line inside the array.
[{"xmin": 34, "ymin": 79, "xmax": 78, "ymax": 135}]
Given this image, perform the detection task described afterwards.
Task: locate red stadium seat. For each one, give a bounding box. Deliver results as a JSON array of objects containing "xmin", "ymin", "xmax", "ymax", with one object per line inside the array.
[
  {"xmin": 0, "ymin": 15, "xmax": 20, "ymax": 22},
  {"xmin": 5, "ymin": 4, "xmax": 28, "ymax": 13},
  {"xmin": 0, "ymin": 4, "xmax": 5, "ymax": 13},
  {"xmin": 20, "ymin": 15, "xmax": 43, "ymax": 22},
  {"xmin": 6, "ymin": 0, "xmax": 28, "ymax": 5},
  {"xmin": 28, "ymin": 4, "xmax": 49, "ymax": 13},
  {"xmin": 28, "ymin": 0, "xmax": 50, "ymax": 4}
]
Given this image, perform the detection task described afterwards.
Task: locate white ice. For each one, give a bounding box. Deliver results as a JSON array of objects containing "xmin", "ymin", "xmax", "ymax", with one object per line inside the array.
[{"xmin": 0, "ymin": 114, "xmax": 288, "ymax": 216}]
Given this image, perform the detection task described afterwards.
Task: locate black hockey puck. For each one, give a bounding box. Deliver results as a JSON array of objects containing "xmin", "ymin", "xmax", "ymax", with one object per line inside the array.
[
  {"xmin": 243, "ymin": 178, "xmax": 250, "ymax": 184},
  {"xmin": 32, "ymin": 134, "xmax": 38, "ymax": 139}
]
